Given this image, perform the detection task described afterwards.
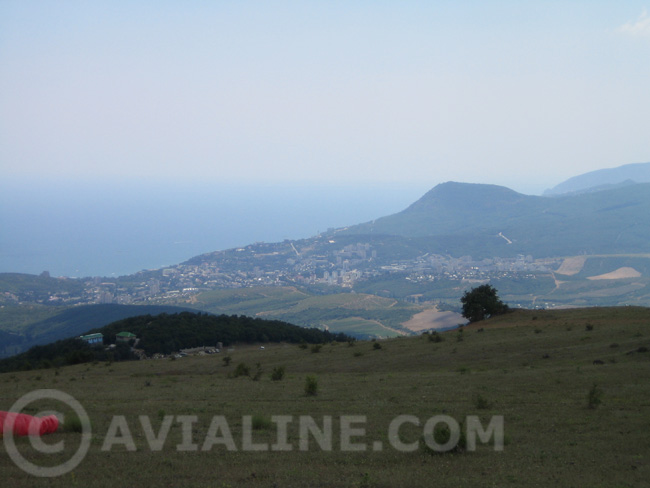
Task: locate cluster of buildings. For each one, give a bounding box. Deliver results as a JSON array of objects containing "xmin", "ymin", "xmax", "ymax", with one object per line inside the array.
[
  {"xmin": 7, "ymin": 237, "xmax": 562, "ymax": 307},
  {"xmin": 79, "ymin": 331, "xmax": 137, "ymax": 345}
]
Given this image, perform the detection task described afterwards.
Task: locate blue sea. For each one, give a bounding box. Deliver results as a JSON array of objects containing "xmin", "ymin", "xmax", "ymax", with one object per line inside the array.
[{"xmin": 0, "ymin": 180, "xmax": 428, "ymax": 278}]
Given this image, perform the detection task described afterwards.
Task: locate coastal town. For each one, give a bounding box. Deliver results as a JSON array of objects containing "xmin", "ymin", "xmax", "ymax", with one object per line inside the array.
[{"xmin": 4, "ymin": 236, "xmax": 560, "ymax": 308}]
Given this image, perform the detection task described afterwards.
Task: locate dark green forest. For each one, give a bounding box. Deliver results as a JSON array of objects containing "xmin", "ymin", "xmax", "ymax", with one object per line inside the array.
[{"xmin": 0, "ymin": 312, "xmax": 349, "ymax": 373}]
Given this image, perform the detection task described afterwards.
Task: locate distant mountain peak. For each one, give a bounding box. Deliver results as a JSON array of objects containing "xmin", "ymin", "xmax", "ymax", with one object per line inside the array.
[
  {"xmin": 403, "ymin": 181, "xmax": 527, "ymax": 213},
  {"xmin": 545, "ymin": 162, "xmax": 650, "ymax": 196}
]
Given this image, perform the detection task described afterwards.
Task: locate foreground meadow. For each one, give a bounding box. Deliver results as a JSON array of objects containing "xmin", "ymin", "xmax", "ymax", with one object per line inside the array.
[{"xmin": 1, "ymin": 307, "xmax": 649, "ymax": 487}]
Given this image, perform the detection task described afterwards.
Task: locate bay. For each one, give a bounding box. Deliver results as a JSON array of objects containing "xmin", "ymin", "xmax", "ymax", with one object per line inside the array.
[{"xmin": 0, "ymin": 180, "xmax": 428, "ymax": 278}]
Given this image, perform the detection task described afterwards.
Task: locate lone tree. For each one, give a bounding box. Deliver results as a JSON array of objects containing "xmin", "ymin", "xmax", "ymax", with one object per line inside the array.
[{"xmin": 461, "ymin": 284, "xmax": 508, "ymax": 323}]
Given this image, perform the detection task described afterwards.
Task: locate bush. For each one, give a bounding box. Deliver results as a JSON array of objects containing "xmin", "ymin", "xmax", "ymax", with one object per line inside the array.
[
  {"xmin": 428, "ymin": 332, "xmax": 444, "ymax": 343},
  {"xmin": 311, "ymin": 344, "xmax": 322, "ymax": 353},
  {"xmin": 421, "ymin": 421, "xmax": 466, "ymax": 455},
  {"xmin": 474, "ymin": 394, "xmax": 491, "ymax": 410},
  {"xmin": 587, "ymin": 383, "xmax": 603, "ymax": 409},
  {"xmin": 251, "ymin": 414, "xmax": 272, "ymax": 430},
  {"xmin": 233, "ymin": 362, "xmax": 250, "ymax": 378},
  {"xmin": 305, "ymin": 375, "xmax": 318, "ymax": 396},
  {"xmin": 222, "ymin": 355, "xmax": 232, "ymax": 367},
  {"xmin": 64, "ymin": 412, "xmax": 84, "ymax": 433},
  {"xmin": 270, "ymin": 366, "xmax": 285, "ymax": 381},
  {"xmin": 373, "ymin": 342, "xmax": 382, "ymax": 350},
  {"xmin": 252, "ymin": 362, "xmax": 263, "ymax": 381}
]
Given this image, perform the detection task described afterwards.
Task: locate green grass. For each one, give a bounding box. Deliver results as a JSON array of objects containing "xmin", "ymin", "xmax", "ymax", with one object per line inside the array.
[
  {"xmin": 188, "ymin": 287, "xmax": 419, "ymax": 338},
  {"xmin": 1, "ymin": 307, "xmax": 649, "ymax": 487},
  {"xmin": 322, "ymin": 317, "xmax": 403, "ymax": 338}
]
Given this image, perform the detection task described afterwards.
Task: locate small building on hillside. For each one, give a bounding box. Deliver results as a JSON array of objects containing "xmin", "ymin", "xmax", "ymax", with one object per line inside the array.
[
  {"xmin": 79, "ymin": 333, "xmax": 103, "ymax": 345},
  {"xmin": 116, "ymin": 332, "xmax": 137, "ymax": 343}
]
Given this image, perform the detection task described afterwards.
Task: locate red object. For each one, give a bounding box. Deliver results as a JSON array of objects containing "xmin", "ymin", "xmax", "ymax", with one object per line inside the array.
[{"xmin": 0, "ymin": 411, "xmax": 59, "ymax": 436}]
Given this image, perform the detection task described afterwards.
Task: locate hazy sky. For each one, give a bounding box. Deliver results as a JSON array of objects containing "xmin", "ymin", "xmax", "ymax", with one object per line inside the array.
[{"xmin": 1, "ymin": 1, "xmax": 649, "ymax": 194}]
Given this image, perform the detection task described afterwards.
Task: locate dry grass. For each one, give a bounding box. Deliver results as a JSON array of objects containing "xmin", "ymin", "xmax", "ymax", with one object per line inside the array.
[{"xmin": 1, "ymin": 307, "xmax": 649, "ymax": 487}]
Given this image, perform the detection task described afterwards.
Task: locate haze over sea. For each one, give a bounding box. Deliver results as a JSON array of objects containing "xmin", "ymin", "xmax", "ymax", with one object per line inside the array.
[{"xmin": 0, "ymin": 180, "xmax": 430, "ymax": 279}]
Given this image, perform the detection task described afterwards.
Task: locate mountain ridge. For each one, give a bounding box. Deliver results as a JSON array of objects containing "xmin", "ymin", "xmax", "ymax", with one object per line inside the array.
[
  {"xmin": 544, "ymin": 161, "xmax": 650, "ymax": 196},
  {"xmin": 1, "ymin": 162, "xmax": 650, "ymax": 345},
  {"xmin": 336, "ymin": 181, "xmax": 650, "ymax": 258}
]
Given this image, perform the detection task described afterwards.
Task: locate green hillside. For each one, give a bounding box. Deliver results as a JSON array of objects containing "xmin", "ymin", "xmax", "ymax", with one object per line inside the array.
[
  {"xmin": 339, "ymin": 182, "xmax": 650, "ymax": 258},
  {"xmin": 0, "ymin": 272, "xmax": 84, "ymax": 303},
  {"xmin": 1, "ymin": 307, "xmax": 648, "ymax": 487},
  {"xmin": 187, "ymin": 286, "xmax": 423, "ymax": 338},
  {"xmin": 0, "ymin": 311, "xmax": 348, "ymax": 373},
  {"xmin": 0, "ymin": 304, "xmax": 201, "ymax": 358}
]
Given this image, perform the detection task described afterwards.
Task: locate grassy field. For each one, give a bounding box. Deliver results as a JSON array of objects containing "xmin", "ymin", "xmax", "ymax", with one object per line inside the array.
[
  {"xmin": 188, "ymin": 287, "xmax": 423, "ymax": 338},
  {"xmin": 1, "ymin": 307, "xmax": 649, "ymax": 487}
]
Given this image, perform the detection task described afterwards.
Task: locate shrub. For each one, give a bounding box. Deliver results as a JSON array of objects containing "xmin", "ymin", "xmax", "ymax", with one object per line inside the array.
[
  {"xmin": 353, "ymin": 351, "xmax": 364, "ymax": 357},
  {"xmin": 222, "ymin": 355, "xmax": 232, "ymax": 367},
  {"xmin": 428, "ymin": 332, "xmax": 444, "ymax": 343},
  {"xmin": 359, "ymin": 472, "xmax": 371, "ymax": 488},
  {"xmin": 421, "ymin": 421, "xmax": 466, "ymax": 455},
  {"xmin": 587, "ymin": 383, "xmax": 603, "ymax": 409},
  {"xmin": 252, "ymin": 362, "xmax": 263, "ymax": 381},
  {"xmin": 373, "ymin": 342, "xmax": 382, "ymax": 350},
  {"xmin": 474, "ymin": 394, "xmax": 491, "ymax": 410},
  {"xmin": 251, "ymin": 414, "xmax": 272, "ymax": 430},
  {"xmin": 233, "ymin": 362, "xmax": 250, "ymax": 378},
  {"xmin": 305, "ymin": 375, "xmax": 318, "ymax": 396},
  {"xmin": 64, "ymin": 412, "xmax": 84, "ymax": 433},
  {"xmin": 585, "ymin": 324, "xmax": 594, "ymax": 331},
  {"xmin": 270, "ymin": 366, "xmax": 285, "ymax": 381},
  {"xmin": 311, "ymin": 344, "xmax": 322, "ymax": 353}
]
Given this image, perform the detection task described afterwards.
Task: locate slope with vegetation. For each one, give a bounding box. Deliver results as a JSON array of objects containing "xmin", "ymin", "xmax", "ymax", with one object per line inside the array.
[
  {"xmin": 1, "ymin": 306, "xmax": 648, "ymax": 487},
  {"xmin": 189, "ymin": 286, "xmax": 423, "ymax": 338},
  {"xmin": 0, "ymin": 304, "xmax": 203, "ymax": 358},
  {"xmin": 337, "ymin": 181, "xmax": 650, "ymax": 258},
  {"xmin": 0, "ymin": 311, "xmax": 348, "ymax": 373}
]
